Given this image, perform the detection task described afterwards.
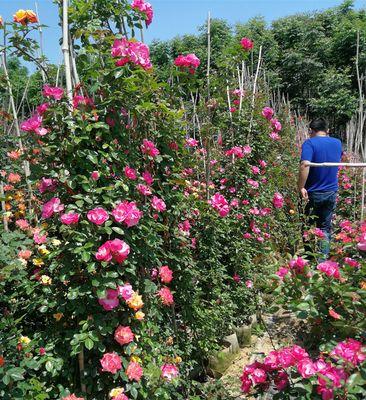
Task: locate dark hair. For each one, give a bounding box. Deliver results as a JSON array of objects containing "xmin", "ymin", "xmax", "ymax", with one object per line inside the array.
[{"xmin": 309, "ymin": 118, "xmax": 328, "ymax": 132}]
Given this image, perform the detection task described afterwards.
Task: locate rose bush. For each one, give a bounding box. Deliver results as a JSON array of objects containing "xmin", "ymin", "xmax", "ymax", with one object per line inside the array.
[{"xmin": 1, "ymin": 1, "xmax": 302, "ymax": 399}]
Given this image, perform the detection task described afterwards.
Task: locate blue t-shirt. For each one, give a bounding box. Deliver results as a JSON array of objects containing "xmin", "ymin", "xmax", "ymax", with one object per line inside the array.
[{"xmin": 300, "ymin": 136, "xmax": 342, "ymax": 192}]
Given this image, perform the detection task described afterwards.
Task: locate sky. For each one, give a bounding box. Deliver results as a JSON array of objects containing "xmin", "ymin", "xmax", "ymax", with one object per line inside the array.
[{"xmin": 1, "ymin": 0, "xmax": 366, "ymax": 68}]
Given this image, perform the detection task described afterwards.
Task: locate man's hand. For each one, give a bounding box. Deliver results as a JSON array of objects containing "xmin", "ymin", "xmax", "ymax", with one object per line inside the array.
[{"xmin": 299, "ymin": 188, "xmax": 308, "ymax": 201}]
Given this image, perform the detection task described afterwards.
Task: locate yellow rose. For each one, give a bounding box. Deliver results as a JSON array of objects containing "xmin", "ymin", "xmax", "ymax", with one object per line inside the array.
[
  {"xmin": 127, "ymin": 292, "xmax": 144, "ymax": 311},
  {"xmin": 51, "ymin": 239, "xmax": 61, "ymax": 247},
  {"xmin": 130, "ymin": 355, "xmax": 141, "ymax": 363},
  {"xmin": 32, "ymin": 258, "xmax": 44, "ymax": 266},
  {"xmin": 135, "ymin": 311, "xmax": 145, "ymax": 320},
  {"xmin": 53, "ymin": 313, "xmax": 63, "ymax": 321},
  {"xmin": 174, "ymin": 356, "xmax": 182, "ymax": 364},
  {"xmin": 38, "ymin": 246, "xmax": 50, "ymax": 256},
  {"xmin": 109, "ymin": 388, "xmax": 124, "ymax": 398},
  {"xmin": 19, "ymin": 336, "xmax": 31, "ymax": 345},
  {"xmin": 289, "ymin": 209, "xmax": 295, "ymax": 215},
  {"xmin": 40, "ymin": 275, "xmax": 52, "ymax": 285}
]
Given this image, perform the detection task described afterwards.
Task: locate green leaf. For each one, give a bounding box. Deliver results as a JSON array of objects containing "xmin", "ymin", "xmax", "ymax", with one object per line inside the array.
[
  {"xmin": 7, "ymin": 367, "xmax": 25, "ymax": 381},
  {"xmin": 85, "ymin": 338, "xmax": 94, "ymax": 350},
  {"xmin": 112, "ymin": 226, "xmax": 125, "ymax": 235}
]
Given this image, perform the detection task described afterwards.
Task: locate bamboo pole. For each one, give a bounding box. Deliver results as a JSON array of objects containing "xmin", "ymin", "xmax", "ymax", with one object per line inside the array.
[
  {"xmin": 61, "ymin": 0, "xmax": 73, "ymax": 104},
  {"xmin": 249, "ymin": 45, "xmax": 263, "ymax": 133},
  {"xmin": 35, "ymin": 1, "xmax": 47, "ymax": 83},
  {"xmin": 0, "ymin": 183, "xmax": 9, "ymax": 232},
  {"xmin": 206, "ymin": 12, "xmax": 211, "ymax": 100}
]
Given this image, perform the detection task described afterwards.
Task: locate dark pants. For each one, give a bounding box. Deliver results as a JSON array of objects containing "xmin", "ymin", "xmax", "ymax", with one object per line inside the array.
[{"xmin": 304, "ymin": 191, "xmax": 337, "ymax": 258}]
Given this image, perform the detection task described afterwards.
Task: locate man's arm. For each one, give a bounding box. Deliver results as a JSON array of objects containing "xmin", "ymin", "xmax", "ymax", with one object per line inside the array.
[{"xmin": 298, "ymin": 161, "xmax": 310, "ymax": 200}]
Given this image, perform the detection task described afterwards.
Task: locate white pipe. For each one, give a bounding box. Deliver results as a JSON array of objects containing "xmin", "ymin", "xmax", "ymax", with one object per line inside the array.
[{"xmin": 304, "ymin": 162, "xmax": 366, "ymax": 168}]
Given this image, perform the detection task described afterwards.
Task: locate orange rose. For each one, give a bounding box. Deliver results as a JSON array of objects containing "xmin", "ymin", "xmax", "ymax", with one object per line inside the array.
[{"xmin": 13, "ymin": 9, "xmax": 38, "ymax": 25}]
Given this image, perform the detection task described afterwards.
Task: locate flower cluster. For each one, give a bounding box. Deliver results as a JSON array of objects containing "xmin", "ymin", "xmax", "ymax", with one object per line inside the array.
[
  {"xmin": 131, "ymin": 0, "xmax": 153, "ymax": 26},
  {"xmin": 13, "ymin": 9, "xmax": 38, "ymax": 25},
  {"xmin": 111, "ymin": 38, "xmax": 152, "ymax": 70},
  {"xmin": 241, "ymin": 340, "xmax": 366, "ymax": 399},
  {"xmin": 174, "ymin": 54, "xmax": 201, "ymax": 74}
]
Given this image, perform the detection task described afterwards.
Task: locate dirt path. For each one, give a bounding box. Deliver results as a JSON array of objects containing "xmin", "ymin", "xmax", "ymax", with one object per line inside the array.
[{"xmin": 219, "ymin": 311, "xmax": 299, "ymax": 399}]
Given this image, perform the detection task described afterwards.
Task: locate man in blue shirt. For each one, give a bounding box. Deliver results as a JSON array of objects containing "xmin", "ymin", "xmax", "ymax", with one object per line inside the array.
[{"xmin": 298, "ymin": 118, "xmax": 342, "ymax": 257}]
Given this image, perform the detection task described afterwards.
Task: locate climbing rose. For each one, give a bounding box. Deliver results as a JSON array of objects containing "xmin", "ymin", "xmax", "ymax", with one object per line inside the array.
[
  {"xmin": 297, "ymin": 358, "xmax": 316, "ymax": 378},
  {"xmin": 98, "ymin": 289, "xmax": 120, "ymax": 311},
  {"xmin": 13, "ymin": 9, "xmax": 38, "ymax": 25},
  {"xmin": 118, "ymin": 283, "xmax": 133, "ymax": 301},
  {"xmin": 39, "ymin": 177, "xmax": 57, "ymax": 193},
  {"xmin": 37, "ymin": 102, "xmax": 49, "ymax": 115},
  {"xmin": 42, "ymin": 85, "xmax": 64, "ymax": 100},
  {"xmin": 112, "ymin": 201, "xmax": 143, "ymax": 227},
  {"xmin": 62, "ymin": 395, "xmax": 84, "ymax": 400},
  {"xmin": 158, "ymin": 287, "xmax": 174, "ymax": 306},
  {"xmin": 151, "ymin": 196, "xmax": 166, "ymax": 212},
  {"xmin": 159, "ymin": 265, "xmax": 173, "ymax": 284},
  {"xmin": 211, "ymin": 193, "xmax": 230, "ymax": 217},
  {"xmin": 124, "ymin": 166, "xmax": 137, "ymax": 180},
  {"xmin": 331, "ymin": 339, "xmax": 366, "ymax": 366},
  {"xmin": 272, "ymin": 192, "xmax": 284, "ymax": 209},
  {"xmin": 111, "ymin": 38, "xmax": 152, "ymax": 70},
  {"xmin": 87, "ymin": 207, "xmax": 109, "ymax": 225},
  {"xmin": 269, "ymin": 132, "xmax": 280, "ymax": 141},
  {"xmin": 131, "ymin": 0, "xmax": 153, "ymax": 25},
  {"xmin": 185, "ymin": 137, "xmax": 199, "ymax": 147},
  {"xmin": 100, "ymin": 352, "xmax": 122, "ymax": 374},
  {"xmin": 126, "ymin": 361, "xmax": 143, "ymax": 381},
  {"xmin": 136, "ymin": 184, "xmax": 152, "ymax": 196},
  {"xmin": 174, "ymin": 53, "xmax": 200, "ymax": 74},
  {"xmin": 60, "ymin": 212, "xmax": 80, "ymax": 225},
  {"xmin": 42, "ymin": 197, "xmax": 64, "ymax": 219},
  {"xmin": 95, "ymin": 239, "xmax": 130, "ymax": 264},
  {"xmin": 142, "ymin": 171, "xmax": 154, "ymax": 185},
  {"xmin": 317, "ymin": 260, "xmax": 341, "ymax": 279},
  {"xmin": 261, "ymin": 107, "xmax": 274, "ymax": 120},
  {"xmin": 161, "ymin": 364, "xmax": 179, "ymax": 380},
  {"xmin": 270, "ymin": 118, "xmax": 282, "ymax": 132},
  {"xmin": 240, "ymin": 37, "xmax": 254, "ymax": 51},
  {"xmin": 141, "ymin": 139, "xmax": 159, "ymax": 157},
  {"xmin": 114, "ymin": 326, "xmax": 135, "ymax": 346},
  {"xmin": 91, "ymin": 171, "xmax": 100, "ymax": 181},
  {"xmin": 73, "ymin": 95, "xmax": 94, "ymax": 109},
  {"xmin": 20, "ymin": 115, "xmax": 46, "ymax": 136}
]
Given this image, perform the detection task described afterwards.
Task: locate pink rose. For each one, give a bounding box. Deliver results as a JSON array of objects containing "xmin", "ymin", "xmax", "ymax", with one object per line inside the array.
[
  {"xmin": 297, "ymin": 358, "xmax": 316, "ymax": 378},
  {"xmin": 112, "ymin": 201, "xmax": 143, "ymax": 227},
  {"xmin": 100, "ymin": 352, "xmax": 122, "ymax": 374},
  {"xmin": 261, "ymin": 107, "xmax": 274, "ymax": 120},
  {"xmin": 124, "ymin": 166, "xmax": 137, "ymax": 180},
  {"xmin": 317, "ymin": 261, "xmax": 341, "ymax": 279},
  {"xmin": 42, "ymin": 197, "xmax": 64, "ymax": 219},
  {"xmin": 161, "ymin": 363, "xmax": 179, "ymax": 380},
  {"xmin": 210, "ymin": 193, "xmax": 230, "ymax": 217},
  {"xmin": 159, "ymin": 265, "xmax": 173, "ymax": 284},
  {"xmin": 142, "ymin": 171, "xmax": 154, "ymax": 185},
  {"xmin": 158, "ymin": 287, "xmax": 174, "ymax": 306},
  {"xmin": 60, "ymin": 212, "xmax": 80, "ymax": 225},
  {"xmin": 151, "ymin": 196, "xmax": 166, "ymax": 212},
  {"xmin": 87, "ymin": 207, "xmax": 109, "ymax": 225},
  {"xmin": 240, "ymin": 37, "xmax": 254, "ymax": 51},
  {"xmin": 114, "ymin": 326, "xmax": 134, "ymax": 345},
  {"xmin": 91, "ymin": 171, "xmax": 100, "ymax": 181},
  {"xmin": 42, "ymin": 85, "xmax": 64, "ymax": 100},
  {"xmin": 141, "ymin": 139, "xmax": 159, "ymax": 157},
  {"xmin": 98, "ymin": 289, "xmax": 120, "ymax": 311},
  {"xmin": 137, "ymin": 184, "xmax": 152, "ymax": 196},
  {"xmin": 272, "ymin": 192, "xmax": 284, "ymax": 209},
  {"xmin": 118, "ymin": 283, "xmax": 133, "ymax": 301},
  {"xmin": 126, "ymin": 361, "xmax": 143, "ymax": 381}
]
